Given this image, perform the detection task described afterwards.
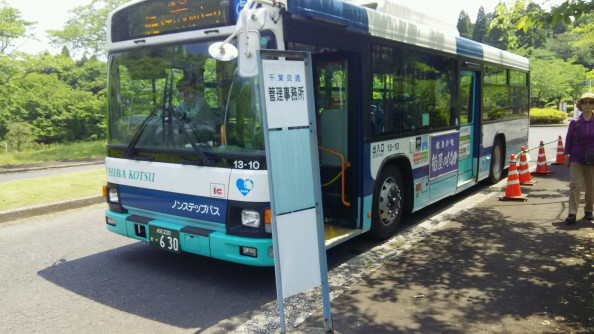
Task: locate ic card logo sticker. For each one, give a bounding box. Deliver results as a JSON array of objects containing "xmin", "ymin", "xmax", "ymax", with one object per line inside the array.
[
  {"xmin": 236, "ymin": 179, "xmax": 254, "ymax": 196},
  {"xmin": 211, "ymin": 183, "xmax": 225, "ymax": 198}
]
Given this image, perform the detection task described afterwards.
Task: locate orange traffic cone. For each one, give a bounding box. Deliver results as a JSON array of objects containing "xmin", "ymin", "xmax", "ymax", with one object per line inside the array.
[
  {"xmin": 499, "ymin": 154, "xmax": 528, "ymax": 201},
  {"xmin": 532, "ymin": 141, "xmax": 554, "ymax": 176},
  {"xmin": 551, "ymin": 136, "xmax": 565, "ymax": 165},
  {"xmin": 518, "ymin": 147, "xmax": 536, "ymax": 186}
]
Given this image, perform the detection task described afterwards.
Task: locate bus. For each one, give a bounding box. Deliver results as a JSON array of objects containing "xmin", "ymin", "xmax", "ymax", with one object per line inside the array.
[{"xmin": 104, "ymin": 0, "xmax": 529, "ymax": 266}]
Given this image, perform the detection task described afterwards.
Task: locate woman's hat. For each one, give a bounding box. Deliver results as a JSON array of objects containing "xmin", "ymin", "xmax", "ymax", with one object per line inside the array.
[{"xmin": 577, "ymin": 92, "xmax": 594, "ymax": 111}]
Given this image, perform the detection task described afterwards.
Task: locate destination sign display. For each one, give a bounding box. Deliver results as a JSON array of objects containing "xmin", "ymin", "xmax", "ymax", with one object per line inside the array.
[{"xmin": 112, "ymin": 0, "xmax": 233, "ymax": 42}]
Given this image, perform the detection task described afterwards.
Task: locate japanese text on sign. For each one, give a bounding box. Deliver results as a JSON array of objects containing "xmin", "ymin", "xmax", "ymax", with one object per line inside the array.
[
  {"xmin": 262, "ymin": 59, "xmax": 309, "ymax": 129},
  {"xmin": 430, "ymin": 133, "xmax": 459, "ymax": 179}
]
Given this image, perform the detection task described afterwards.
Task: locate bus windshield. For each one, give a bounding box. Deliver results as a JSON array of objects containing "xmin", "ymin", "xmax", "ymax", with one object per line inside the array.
[{"xmin": 107, "ymin": 40, "xmax": 264, "ymax": 158}]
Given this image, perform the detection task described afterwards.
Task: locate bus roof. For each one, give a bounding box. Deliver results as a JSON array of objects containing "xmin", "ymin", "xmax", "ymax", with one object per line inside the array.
[{"xmin": 287, "ymin": 0, "xmax": 530, "ymax": 71}]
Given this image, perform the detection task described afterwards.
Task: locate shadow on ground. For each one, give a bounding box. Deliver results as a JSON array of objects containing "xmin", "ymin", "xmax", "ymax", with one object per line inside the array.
[
  {"xmin": 304, "ymin": 167, "xmax": 593, "ymax": 333},
  {"xmin": 38, "ymin": 243, "xmax": 277, "ymax": 330}
]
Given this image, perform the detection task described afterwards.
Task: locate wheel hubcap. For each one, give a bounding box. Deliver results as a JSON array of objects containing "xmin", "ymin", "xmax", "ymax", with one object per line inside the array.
[{"xmin": 378, "ymin": 177, "xmax": 401, "ymax": 226}]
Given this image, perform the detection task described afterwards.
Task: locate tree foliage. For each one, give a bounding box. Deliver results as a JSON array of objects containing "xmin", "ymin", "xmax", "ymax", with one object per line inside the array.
[
  {"xmin": 457, "ymin": 11, "xmax": 473, "ymax": 39},
  {"xmin": 0, "ymin": 0, "xmax": 36, "ymax": 55},
  {"xmin": 529, "ymin": 56, "xmax": 588, "ymax": 107},
  {"xmin": 0, "ymin": 51, "xmax": 107, "ymax": 146},
  {"xmin": 518, "ymin": 0, "xmax": 593, "ymax": 32},
  {"xmin": 472, "ymin": 6, "xmax": 488, "ymax": 43},
  {"xmin": 47, "ymin": 0, "xmax": 128, "ymax": 57},
  {"xmin": 456, "ymin": 1, "xmax": 593, "ymax": 109}
]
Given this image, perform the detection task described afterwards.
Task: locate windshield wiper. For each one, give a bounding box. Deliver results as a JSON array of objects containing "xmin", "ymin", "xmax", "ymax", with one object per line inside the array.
[
  {"xmin": 171, "ymin": 110, "xmax": 212, "ymax": 166},
  {"xmin": 123, "ymin": 107, "xmax": 159, "ymax": 158},
  {"xmin": 125, "ymin": 72, "xmax": 171, "ymax": 159}
]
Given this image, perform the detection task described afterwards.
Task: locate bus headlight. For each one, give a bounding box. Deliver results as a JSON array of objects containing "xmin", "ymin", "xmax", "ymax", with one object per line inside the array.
[
  {"xmin": 241, "ymin": 209, "xmax": 260, "ymax": 228},
  {"xmin": 108, "ymin": 188, "xmax": 119, "ymax": 203}
]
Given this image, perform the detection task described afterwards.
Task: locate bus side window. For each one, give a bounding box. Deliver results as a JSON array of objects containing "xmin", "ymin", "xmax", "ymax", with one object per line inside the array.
[{"xmin": 371, "ymin": 44, "xmax": 402, "ymax": 136}]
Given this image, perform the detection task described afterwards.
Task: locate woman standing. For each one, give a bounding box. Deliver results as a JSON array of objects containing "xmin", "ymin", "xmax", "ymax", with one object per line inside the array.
[{"xmin": 564, "ymin": 92, "xmax": 594, "ymax": 224}]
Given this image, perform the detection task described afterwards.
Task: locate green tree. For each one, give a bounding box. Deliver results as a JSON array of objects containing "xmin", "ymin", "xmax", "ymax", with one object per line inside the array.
[
  {"xmin": 570, "ymin": 12, "xmax": 594, "ymax": 49},
  {"xmin": 530, "ymin": 57, "xmax": 588, "ymax": 107},
  {"xmin": 493, "ymin": 0, "xmax": 594, "ymax": 50},
  {"xmin": 6, "ymin": 122, "xmax": 35, "ymax": 151},
  {"xmin": 484, "ymin": 12, "xmax": 507, "ymax": 49},
  {"xmin": 546, "ymin": 29, "xmax": 594, "ymax": 68},
  {"xmin": 1, "ymin": 52, "xmax": 107, "ymax": 144},
  {"xmin": 47, "ymin": 0, "xmax": 129, "ymax": 57},
  {"xmin": 515, "ymin": 2, "xmax": 548, "ymax": 49},
  {"xmin": 518, "ymin": 0, "xmax": 593, "ymax": 31},
  {"xmin": 0, "ymin": 0, "xmax": 36, "ymax": 55},
  {"xmin": 0, "ymin": 1, "xmax": 37, "ymax": 87},
  {"xmin": 457, "ymin": 11, "xmax": 474, "ymax": 39},
  {"xmin": 472, "ymin": 6, "xmax": 488, "ymax": 43}
]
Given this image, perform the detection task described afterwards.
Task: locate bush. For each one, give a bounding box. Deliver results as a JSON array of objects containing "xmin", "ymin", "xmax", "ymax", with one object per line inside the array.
[{"xmin": 530, "ymin": 108, "xmax": 568, "ymax": 124}]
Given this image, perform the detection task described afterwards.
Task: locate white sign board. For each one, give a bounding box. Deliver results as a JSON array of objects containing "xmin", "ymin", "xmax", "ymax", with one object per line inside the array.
[{"xmin": 262, "ymin": 59, "xmax": 309, "ymax": 129}]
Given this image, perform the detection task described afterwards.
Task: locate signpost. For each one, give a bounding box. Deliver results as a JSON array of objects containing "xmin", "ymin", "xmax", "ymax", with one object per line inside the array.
[{"xmin": 258, "ymin": 50, "xmax": 333, "ymax": 333}]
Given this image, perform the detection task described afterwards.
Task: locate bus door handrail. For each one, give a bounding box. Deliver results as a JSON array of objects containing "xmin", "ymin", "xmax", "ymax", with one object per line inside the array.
[{"xmin": 318, "ymin": 146, "xmax": 351, "ymax": 207}]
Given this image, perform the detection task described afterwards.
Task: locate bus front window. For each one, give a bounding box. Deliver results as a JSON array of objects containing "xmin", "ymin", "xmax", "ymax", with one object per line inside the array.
[{"xmin": 107, "ymin": 39, "xmax": 265, "ymax": 156}]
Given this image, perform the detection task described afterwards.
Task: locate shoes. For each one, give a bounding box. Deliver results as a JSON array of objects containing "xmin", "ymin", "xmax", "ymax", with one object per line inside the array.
[
  {"xmin": 565, "ymin": 214, "xmax": 576, "ymax": 225},
  {"xmin": 584, "ymin": 211, "xmax": 593, "ymax": 221}
]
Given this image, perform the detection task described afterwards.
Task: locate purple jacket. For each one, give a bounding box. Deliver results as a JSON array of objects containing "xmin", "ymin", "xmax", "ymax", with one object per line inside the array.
[{"xmin": 564, "ymin": 114, "xmax": 594, "ymax": 164}]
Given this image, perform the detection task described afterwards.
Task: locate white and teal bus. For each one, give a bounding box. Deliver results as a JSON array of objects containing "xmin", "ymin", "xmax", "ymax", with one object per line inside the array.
[{"xmin": 104, "ymin": 0, "xmax": 529, "ymax": 266}]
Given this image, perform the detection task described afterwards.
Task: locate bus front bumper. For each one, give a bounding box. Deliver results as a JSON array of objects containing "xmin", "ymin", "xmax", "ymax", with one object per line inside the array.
[{"xmin": 105, "ymin": 210, "xmax": 274, "ymax": 267}]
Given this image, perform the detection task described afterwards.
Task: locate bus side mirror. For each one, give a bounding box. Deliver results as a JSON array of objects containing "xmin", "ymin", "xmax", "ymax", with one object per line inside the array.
[
  {"xmin": 238, "ymin": 30, "xmax": 260, "ymax": 78},
  {"xmin": 209, "ymin": 42, "xmax": 239, "ymax": 62}
]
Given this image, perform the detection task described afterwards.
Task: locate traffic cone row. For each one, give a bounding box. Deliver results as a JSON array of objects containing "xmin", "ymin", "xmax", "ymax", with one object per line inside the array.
[
  {"xmin": 532, "ymin": 141, "xmax": 554, "ymax": 176},
  {"xmin": 551, "ymin": 136, "xmax": 565, "ymax": 165},
  {"xmin": 499, "ymin": 138, "xmax": 565, "ymax": 202},
  {"xmin": 499, "ymin": 154, "xmax": 528, "ymax": 201}
]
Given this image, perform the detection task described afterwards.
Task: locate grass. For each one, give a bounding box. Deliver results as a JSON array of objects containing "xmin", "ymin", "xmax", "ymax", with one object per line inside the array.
[
  {"xmin": 0, "ymin": 141, "xmax": 105, "ymax": 166},
  {"xmin": 0, "ymin": 141, "xmax": 106, "ymax": 211},
  {"xmin": 0, "ymin": 168, "xmax": 105, "ymax": 211}
]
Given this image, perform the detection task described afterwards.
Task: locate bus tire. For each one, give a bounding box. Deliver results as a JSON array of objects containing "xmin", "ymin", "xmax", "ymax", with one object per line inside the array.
[
  {"xmin": 487, "ymin": 138, "xmax": 504, "ymax": 184},
  {"xmin": 371, "ymin": 165, "xmax": 404, "ymax": 239}
]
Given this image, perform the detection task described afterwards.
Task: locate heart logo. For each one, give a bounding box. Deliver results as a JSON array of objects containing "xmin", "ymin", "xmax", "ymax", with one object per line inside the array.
[{"xmin": 236, "ymin": 179, "xmax": 254, "ymax": 196}]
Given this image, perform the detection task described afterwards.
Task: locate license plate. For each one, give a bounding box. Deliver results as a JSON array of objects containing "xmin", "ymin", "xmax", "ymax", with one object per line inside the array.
[{"xmin": 149, "ymin": 225, "xmax": 180, "ymax": 253}]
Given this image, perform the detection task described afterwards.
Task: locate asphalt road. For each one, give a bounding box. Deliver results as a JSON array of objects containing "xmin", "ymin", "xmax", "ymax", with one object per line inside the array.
[
  {"xmin": 0, "ymin": 205, "xmax": 278, "ymax": 333},
  {"xmin": 528, "ymin": 126, "xmax": 568, "ymax": 161}
]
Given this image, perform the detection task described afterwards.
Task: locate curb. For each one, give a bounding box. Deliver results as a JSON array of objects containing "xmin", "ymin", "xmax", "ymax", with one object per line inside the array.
[
  {"xmin": 0, "ymin": 159, "xmax": 104, "ymax": 174},
  {"xmin": 0, "ymin": 196, "xmax": 104, "ymax": 223}
]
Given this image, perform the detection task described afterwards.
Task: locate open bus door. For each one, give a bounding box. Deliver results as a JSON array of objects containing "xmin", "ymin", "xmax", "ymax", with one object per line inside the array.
[{"xmin": 312, "ymin": 54, "xmax": 358, "ymax": 236}]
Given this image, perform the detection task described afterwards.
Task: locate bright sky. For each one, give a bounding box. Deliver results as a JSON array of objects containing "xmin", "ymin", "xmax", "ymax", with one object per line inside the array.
[{"xmin": 5, "ymin": 0, "xmax": 565, "ymax": 55}]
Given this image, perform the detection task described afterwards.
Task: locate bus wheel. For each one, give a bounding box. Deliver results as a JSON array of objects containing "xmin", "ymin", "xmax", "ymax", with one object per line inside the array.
[
  {"xmin": 487, "ymin": 138, "xmax": 504, "ymax": 184},
  {"xmin": 371, "ymin": 165, "xmax": 404, "ymax": 239}
]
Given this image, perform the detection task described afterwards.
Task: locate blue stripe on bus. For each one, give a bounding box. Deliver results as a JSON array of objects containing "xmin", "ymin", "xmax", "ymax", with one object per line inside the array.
[
  {"xmin": 412, "ymin": 165, "xmax": 430, "ymax": 180},
  {"xmin": 118, "ymin": 185, "xmax": 227, "ymax": 224},
  {"xmin": 455, "ymin": 37, "xmax": 484, "ymax": 59},
  {"xmin": 288, "ymin": 0, "xmax": 369, "ymax": 33}
]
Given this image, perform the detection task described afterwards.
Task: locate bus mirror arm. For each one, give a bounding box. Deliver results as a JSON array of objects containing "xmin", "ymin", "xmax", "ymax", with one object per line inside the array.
[{"xmin": 209, "ymin": 0, "xmax": 284, "ymax": 77}]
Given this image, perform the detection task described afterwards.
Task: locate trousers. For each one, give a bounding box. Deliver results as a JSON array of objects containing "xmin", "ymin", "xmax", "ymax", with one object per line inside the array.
[{"xmin": 568, "ymin": 162, "xmax": 594, "ymax": 215}]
